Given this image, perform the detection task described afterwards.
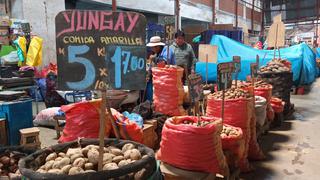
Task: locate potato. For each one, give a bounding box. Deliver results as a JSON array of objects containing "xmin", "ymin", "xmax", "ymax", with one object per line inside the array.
[
  {"xmin": 61, "ymin": 164, "xmax": 72, "ymax": 174},
  {"xmin": 73, "ymin": 158, "xmax": 86, "ymax": 168},
  {"xmin": 10, "ymin": 158, "xmax": 16, "ymax": 166},
  {"xmin": 45, "ymin": 153, "xmax": 57, "ymax": 162},
  {"xmin": 123, "ymin": 150, "xmax": 131, "ymax": 159},
  {"xmin": 142, "ymin": 155, "xmax": 148, "ymax": 159},
  {"xmin": 0, "ymin": 156, "xmax": 10, "ymax": 165},
  {"xmin": 0, "ymin": 162, "xmax": 3, "ymax": 169},
  {"xmin": 134, "ymin": 168, "xmax": 147, "ymax": 180},
  {"xmin": 59, "ymin": 157, "xmax": 71, "ymax": 168},
  {"xmin": 58, "ymin": 152, "xmax": 67, "ymax": 158},
  {"xmin": 44, "ymin": 160, "xmax": 55, "ymax": 170},
  {"xmin": 118, "ymin": 159, "xmax": 129, "ymax": 167},
  {"xmin": 68, "ymin": 167, "xmax": 84, "ymax": 175},
  {"xmin": 48, "ymin": 169, "xmax": 62, "ymax": 174},
  {"xmin": 52, "ymin": 160, "xmax": 61, "ymax": 169},
  {"xmin": 112, "ymin": 156, "xmax": 124, "ymax": 164},
  {"xmin": 84, "ymin": 170, "xmax": 96, "ymax": 173},
  {"xmin": 103, "ymin": 153, "xmax": 115, "ymax": 164},
  {"xmin": 66, "ymin": 148, "xmax": 82, "ymax": 157},
  {"xmin": 84, "ymin": 158, "xmax": 89, "ymax": 163},
  {"xmin": 39, "ymin": 165, "xmax": 46, "ymax": 170},
  {"xmin": 36, "ymin": 169, "xmax": 47, "ymax": 173},
  {"xmin": 87, "ymin": 149, "xmax": 99, "ymax": 165},
  {"xmin": 55, "ymin": 157, "xmax": 63, "ymax": 162},
  {"xmin": 84, "ymin": 162, "xmax": 94, "ymax": 170},
  {"xmin": 70, "ymin": 154, "xmax": 84, "ymax": 163},
  {"xmin": 103, "ymin": 162, "xmax": 118, "ymax": 170},
  {"xmin": 15, "ymin": 169, "xmax": 20, "ymax": 175},
  {"xmin": 110, "ymin": 148, "xmax": 123, "ymax": 156},
  {"xmin": 130, "ymin": 149, "xmax": 141, "ymax": 160}
]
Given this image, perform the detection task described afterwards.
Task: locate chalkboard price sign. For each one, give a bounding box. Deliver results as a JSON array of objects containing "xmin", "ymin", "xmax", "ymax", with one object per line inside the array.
[
  {"xmin": 188, "ymin": 73, "xmax": 203, "ymax": 103},
  {"xmin": 217, "ymin": 62, "xmax": 235, "ymax": 91},
  {"xmin": 55, "ymin": 10, "xmax": 147, "ymax": 90},
  {"xmin": 233, "ymin": 56, "xmax": 241, "ymax": 73},
  {"xmin": 106, "ymin": 45, "xmax": 146, "ymax": 90},
  {"xmin": 250, "ymin": 63, "xmax": 258, "ymax": 78}
]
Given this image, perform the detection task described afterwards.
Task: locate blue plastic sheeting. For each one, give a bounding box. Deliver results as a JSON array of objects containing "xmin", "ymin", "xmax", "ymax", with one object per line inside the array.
[
  {"xmin": 195, "ymin": 35, "xmax": 318, "ymax": 85},
  {"xmin": 316, "ymin": 48, "xmax": 320, "ymax": 58}
]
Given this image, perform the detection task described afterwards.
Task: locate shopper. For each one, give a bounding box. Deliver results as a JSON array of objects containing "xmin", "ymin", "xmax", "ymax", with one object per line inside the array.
[
  {"xmin": 170, "ymin": 30, "xmax": 197, "ymax": 76},
  {"xmin": 146, "ymin": 36, "xmax": 175, "ymax": 65}
]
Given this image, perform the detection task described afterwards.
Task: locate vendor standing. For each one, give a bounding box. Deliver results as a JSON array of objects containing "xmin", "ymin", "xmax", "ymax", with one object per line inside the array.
[
  {"xmin": 145, "ymin": 36, "xmax": 175, "ymax": 101},
  {"xmin": 170, "ymin": 30, "xmax": 197, "ymax": 76}
]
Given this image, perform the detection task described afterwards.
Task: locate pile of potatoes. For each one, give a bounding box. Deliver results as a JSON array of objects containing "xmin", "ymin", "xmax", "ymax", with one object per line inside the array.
[
  {"xmin": 36, "ymin": 143, "xmax": 147, "ymax": 177},
  {"xmin": 254, "ymin": 80, "xmax": 271, "ymax": 89},
  {"xmin": 259, "ymin": 61, "xmax": 290, "ymax": 73},
  {"xmin": 232, "ymin": 80, "xmax": 249, "ymax": 89},
  {"xmin": 181, "ymin": 120, "xmax": 213, "ymax": 127},
  {"xmin": 210, "ymin": 88, "xmax": 250, "ymax": 100},
  {"xmin": 0, "ymin": 151, "xmax": 24, "ymax": 178},
  {"xmin": 221, "ymin": 125, "xmax": 241, "ymax": 138}
]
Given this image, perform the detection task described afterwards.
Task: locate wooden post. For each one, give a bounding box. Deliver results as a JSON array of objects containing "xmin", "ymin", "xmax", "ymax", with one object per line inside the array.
[
  {"xmin": 98, "ymin": 89, "xmax": 107, "ymax": 171},
  {"xmin": 273, "ymin": 24, "xmax": 279, "ymax": 59},
  {"xmin": 221, "ymin": 89, "xmax": 225, "ymax": 121},
  {"xmin": 205, "ymin": 54, "xmax": 208, "ymax": 85},
  {"xmin": 235, "ymin": 0, "xmax": 239, "ymax": 29},
  {"xmin": 251, "ymin": 0, "xmax": 255, "ymax": 32},
  {"xmin": 112, "ymin": 0, "xmax": 117, "ymax": 11}
]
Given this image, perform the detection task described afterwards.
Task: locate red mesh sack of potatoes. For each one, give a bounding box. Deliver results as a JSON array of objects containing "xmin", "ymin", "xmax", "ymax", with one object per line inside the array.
[
  {"xmin": 152, "ymin": 66, "xmax": 186, "ymax": 116},
  {"xmin": 270, "ymin": 97, "xmax": 285, "ymax": 113},
  {"xmin": 59, "ymin": 100, "xmax": 112, "ymax": 143},
  {"xmin": 221, "ymin": 124, "xmax": 245, "ymax": 166},
  {"xmin": 254, "ymin": 81, "xmax": 274, "ymax": 121},
  {"xmin": 232, "ymin": 81, "xmax": 265, "ymax": 160},
  {"xmin": 206, "ymin": 88, "xmax": 252, "ymax": 172},
  {"xmin": 157, "ymin": 116, "xmax": 229, "ymax": 175}
]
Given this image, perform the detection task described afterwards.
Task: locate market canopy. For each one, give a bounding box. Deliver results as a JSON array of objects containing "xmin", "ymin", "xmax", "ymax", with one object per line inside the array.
[{"xmin": 195, "ymin": 35, "xmax": 319, "ymax": 85}]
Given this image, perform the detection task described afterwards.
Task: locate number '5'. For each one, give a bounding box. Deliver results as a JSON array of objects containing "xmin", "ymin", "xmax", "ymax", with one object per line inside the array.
[{"xmin": 66, "ymin": 45, "xmax": 96, "ymax": 90}]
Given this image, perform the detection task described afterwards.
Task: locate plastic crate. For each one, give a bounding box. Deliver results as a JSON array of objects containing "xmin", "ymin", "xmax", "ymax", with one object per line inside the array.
[{"xmin": 0, "ymin": 100, "xmax": 33, "ymax": 145}]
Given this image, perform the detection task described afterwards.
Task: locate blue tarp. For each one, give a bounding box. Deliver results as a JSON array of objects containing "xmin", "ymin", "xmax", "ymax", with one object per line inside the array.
[{"xmin": 195, "ymin": 35, "xmax": 318, "ymax": 85}]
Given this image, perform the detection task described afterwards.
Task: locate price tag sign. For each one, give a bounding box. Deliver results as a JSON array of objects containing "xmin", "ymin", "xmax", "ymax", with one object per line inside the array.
[
  {"xmin": 217, "ymin": 62, "xmax": 235, "ymax": 91},
  {"xmin": 106, "ymin": 45, "xmax": 146, "ymax": 90},
  {"xmin": 188, "ymin": 73, "xmax": 203, "ymax": 103},
  {"xmin": 233, "ymin": 56, "xmax": 241, "ymax": 73},
  {"xmin": 55, "ymin": 10, "xmax": 147, "ymax": 90},
  {"xmin": 250, "ymin": 63, "xmax": 258, "ymax": 78}
]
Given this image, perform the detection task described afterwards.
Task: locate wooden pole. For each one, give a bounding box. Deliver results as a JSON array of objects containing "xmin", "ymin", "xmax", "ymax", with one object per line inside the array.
[
  {"xmin": 112, "ymin": 0, "xmax": 117, "ymax": 11},
  {"xmin": 98, "ymin": 89, "xmax": 107, "ymax": 171},
  {"xmin": 273, "ymin": 24, "xmax": 279, "ymax": 59},
  {"xmin": 206, "ymin": 54, "xmax": 208, "ymax": 85},
  {"xmin": 235, "ymin": 0, "xmax": 239, "ymax": 29},
  {"xmin": 251, "ymin": 0, "xmax": 255, "ymax": 32},
  {"xmin": 221, "ymin": 89, "xmax": 225, "ymax": 121}
]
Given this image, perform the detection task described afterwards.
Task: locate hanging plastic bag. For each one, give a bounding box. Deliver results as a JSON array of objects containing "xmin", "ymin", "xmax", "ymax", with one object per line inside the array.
[
  {"xmin": 13, "ymin": 36, "xmax": 27, "ymax": 66},
  {"xmin": 26, "ymin": 36, "xmax": 43, "ymax": 67},
  {"xmin": 122, "ymin": 111, "xmax": 144, "ymax": 128}
]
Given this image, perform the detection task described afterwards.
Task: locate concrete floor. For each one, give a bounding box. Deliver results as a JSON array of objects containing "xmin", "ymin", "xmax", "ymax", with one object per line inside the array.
[
  {"xmin": 36, "ymin": 79, "xmax": 320, "ymax": 179},
  {"xmin": 242, "ymin": 79, "xmax": 320, "ymax": 180}
]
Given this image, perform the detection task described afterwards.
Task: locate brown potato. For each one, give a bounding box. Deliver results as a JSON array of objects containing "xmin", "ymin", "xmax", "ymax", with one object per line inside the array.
[
  {"xmin": 121, "ymin": 143, "xmax": 135, "ymax": 153},
  {"xmin": 112, "ymin": 156, "xmax": 124, "ymax": 164},
  {"xmin": 118, "ymin": 159, "xmax": 129, "ymax": 167},
  {"xmin": 103, "ymin": 153, "xmax": 115, "ymax": 164},
  {"xmin": 110, "ymin": 148, "xmax": 123, "ymax": 156},
  {"xmin": 103, "ymin": 163, "xmax": 118, "ymax": 170},
  {"xmin": 70, "ymin": 154, "xmax": 84, "ymax": 163},
  {"xmin": 58, "ymin": 152, "xmax": 67, "ymax": 158},
  {"xmin": 87, "ymin": 149, "xmax": 99, "ymax": 165},
  {"xmin": 130, "ymin": 149, "xmax": 141, "ymax": 160},
  {"xmin": 44, "ymin": 160, "xmax": 55, "ymax": 170},
  {"xmin": 45, "ymin": 153, "xmax": 57, "ymax": 162},
  {"xmin": 84, "ymin": 162, "xmax": 94, "ymax": 170},
  {"xmin": 61, "ymin": 164, "xmax": 72, "ymax": 174},
  {"xmin": 73, "ymin": 158, "xmax": 86, "ymax": 168},
  {"xmin": 66, "ymin": 148, "xmax": 82, "ymax": 157},
  {"xmin": 48, "ymin": 169, "xmax": 62, "ymax": 174},
  {"xmin": 68, "ymin": 167, "xmax": 84, "ymax": 175}
]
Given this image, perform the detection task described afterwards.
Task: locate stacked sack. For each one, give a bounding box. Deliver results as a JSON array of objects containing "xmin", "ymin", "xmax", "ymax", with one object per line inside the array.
[
  {"xmin": 157, "ymin": 116, "xmax": 229, "ymax": 176},
  {"xmin": 152, "ymin": 66, "xmax": 186, "ymax": 116},
  {"xmin": 253, "ymin": 80, "xmax": 274, "ymax": 121},
  {"xmin": 255, "ymin": 96, "xmax": 267, "ymax": 128},
  {"xmin": 258, "ymin": 59, "xmax": 293, "ymax": 115},
  {"xmin": 206, "ymin": 88, "xmax": 253, "ymax": 172}
]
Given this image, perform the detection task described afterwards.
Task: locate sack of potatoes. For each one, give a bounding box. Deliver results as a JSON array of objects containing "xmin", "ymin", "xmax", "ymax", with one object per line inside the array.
[
  {"xmin": 259, "ymin": 60, "xmax": 291, "ymax": 74},
  {"xmin": 209, "ymin": 88, "xmax": 250, "ymax": 100},
  {"xmin": 19, "ymin": 139, "xmax": 157, "ymax": 180}
]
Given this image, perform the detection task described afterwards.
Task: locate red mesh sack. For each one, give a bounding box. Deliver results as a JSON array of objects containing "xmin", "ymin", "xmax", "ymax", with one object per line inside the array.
[
  {"xmin": 270, "ymin": 97, "xmax": 285, "ymax": 113},
  {"xmin": 152, "ymin": 66, "xmax": 186, "ymax": 116},
  {"xmin": 254, "ymin": 85, "xmax": 273, "ymax": 103},
  {"xmin": 59, "ymin": 100, "xmax": 111, "ymax": 143},
  {"xmin": 157, "ymin": 116, "xmax": 229, "ymax": 175},
  {"xmin": 111, "ymin": 108, "xmax": 143, "ymax": 143},
  {"xmin": 206, "ymin": 96, "xmax": 252, "ymax": 172},
  {"xmin": 221, "ymin": 124, "xmax": 245, "ymax": 167}
]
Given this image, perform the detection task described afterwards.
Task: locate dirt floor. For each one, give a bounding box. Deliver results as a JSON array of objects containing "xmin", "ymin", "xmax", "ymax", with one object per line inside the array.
[{"xmin": 36, "ymin": 79, "xmax": 320, "ymax": 179}]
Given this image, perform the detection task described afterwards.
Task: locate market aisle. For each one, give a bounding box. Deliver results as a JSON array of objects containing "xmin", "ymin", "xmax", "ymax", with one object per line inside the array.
[{"xmin": 242, "ymin": 79, "xmax": 320, "ymax": 180}]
